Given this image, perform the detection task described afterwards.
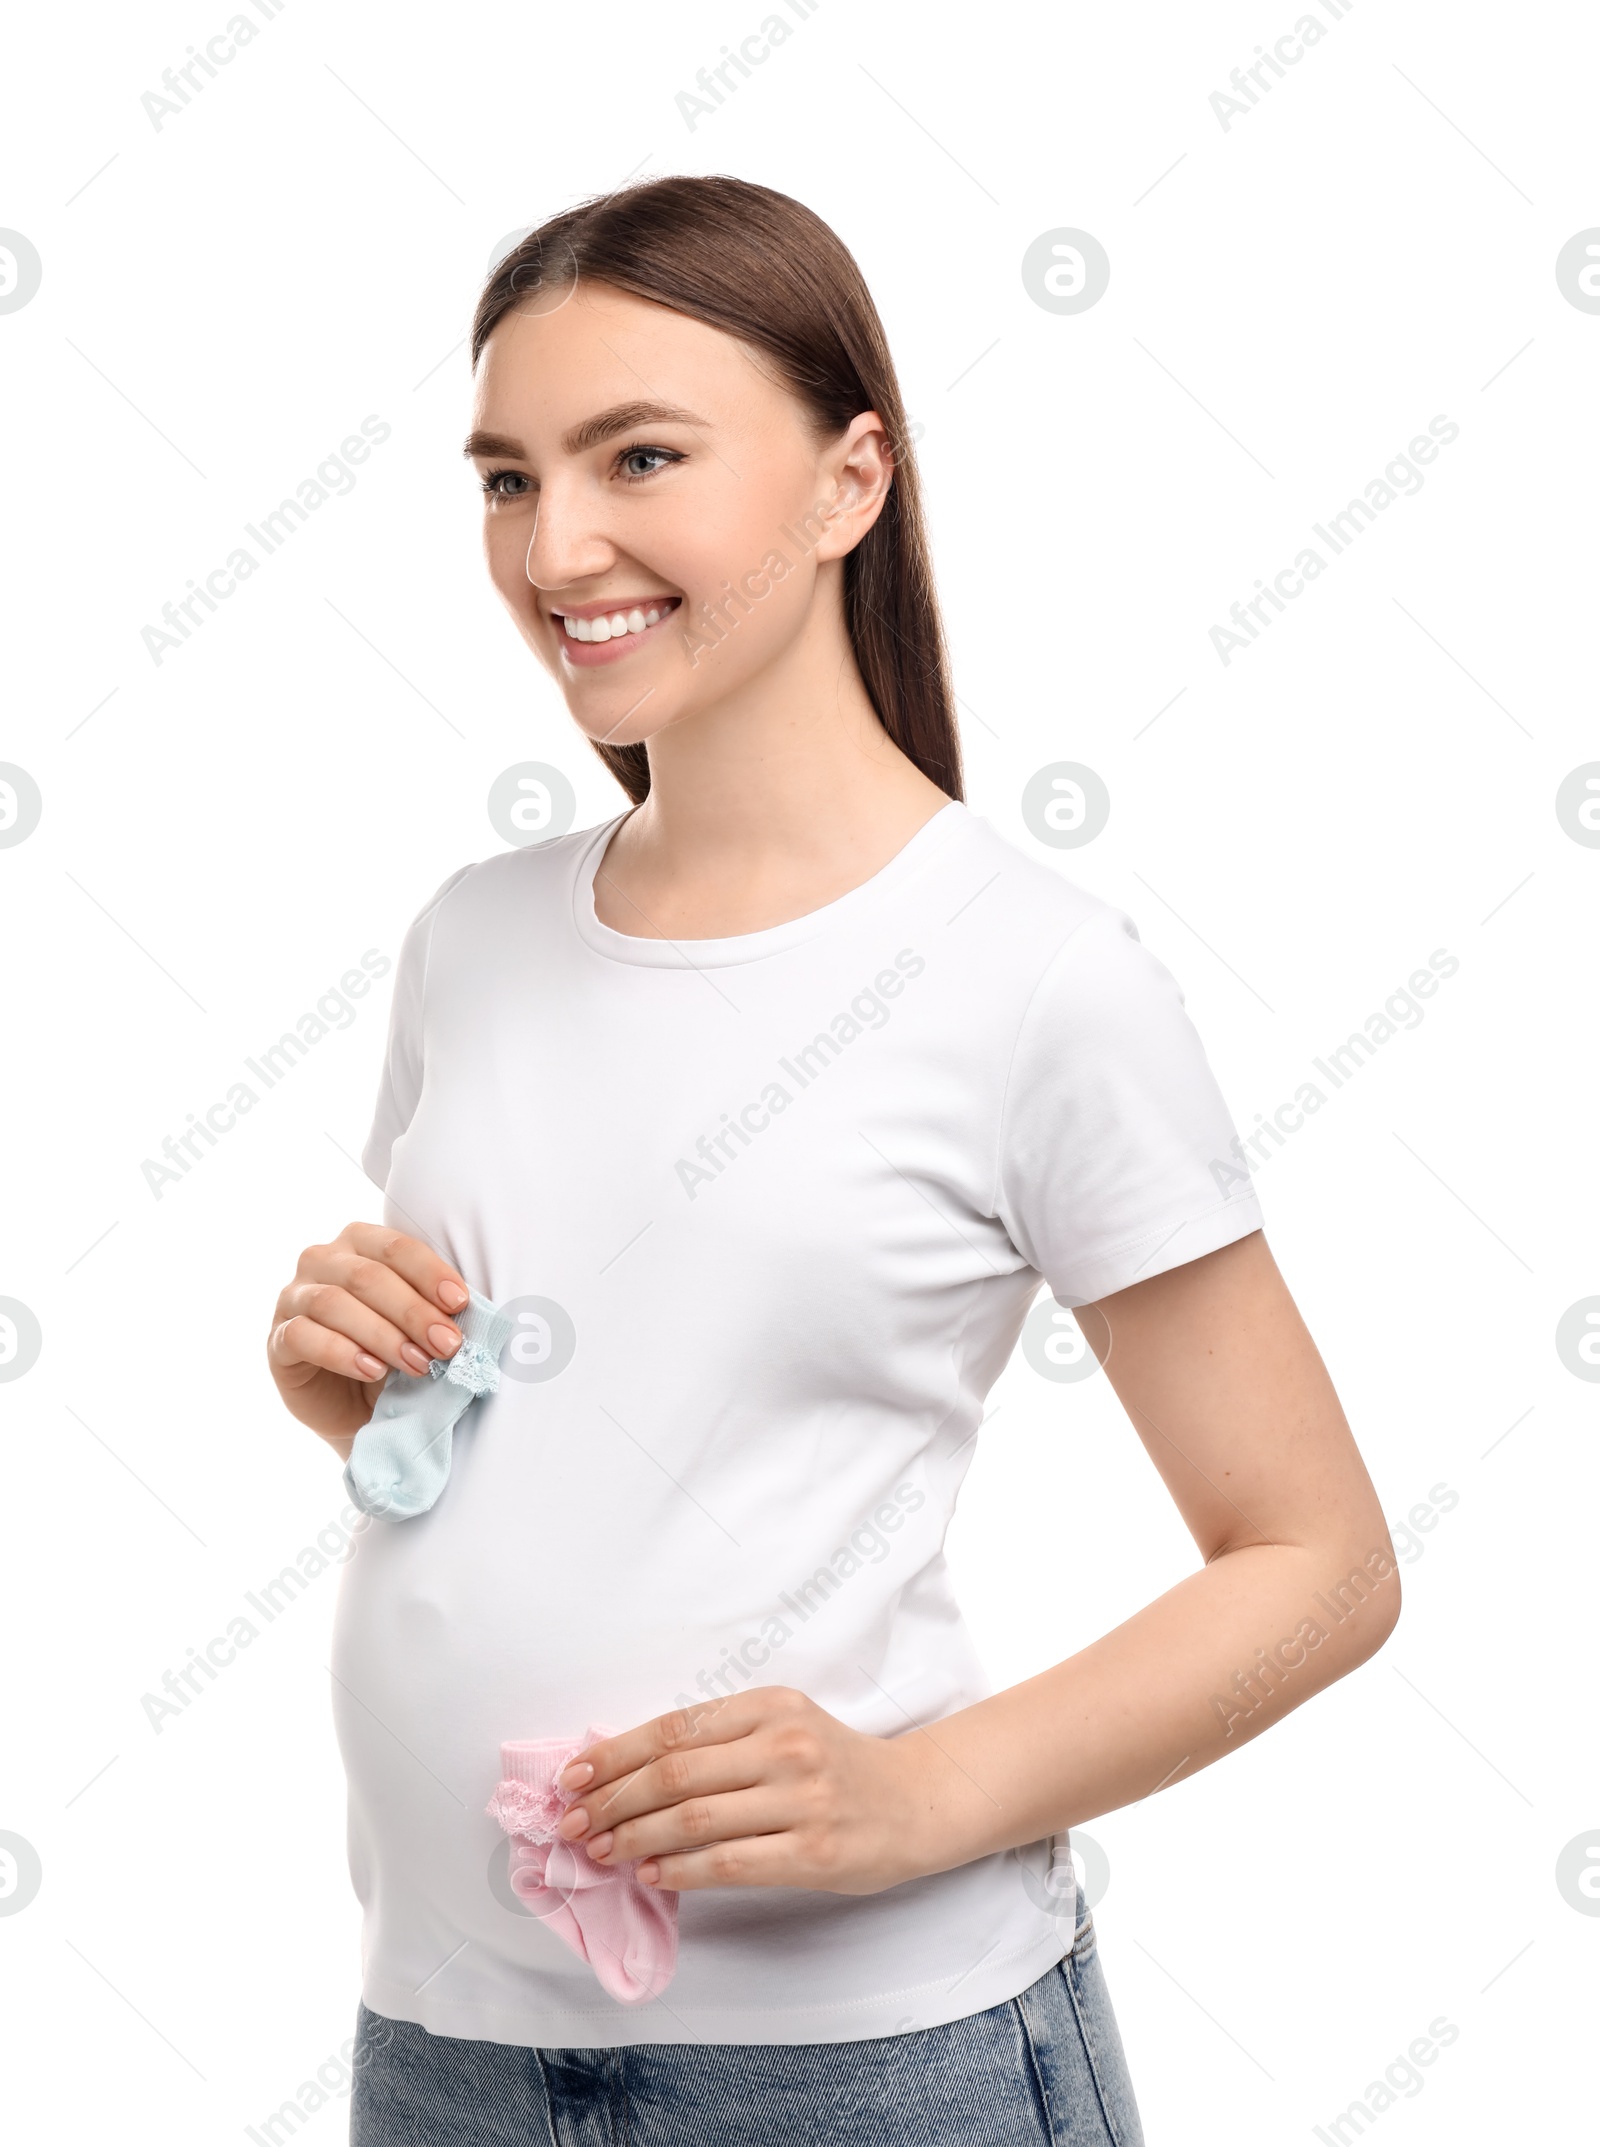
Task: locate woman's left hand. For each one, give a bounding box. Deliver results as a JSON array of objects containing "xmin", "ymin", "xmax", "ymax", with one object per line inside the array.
[{"xmin": 551, "ymin": 1687, "xmax": 942, "ymax": 1895}]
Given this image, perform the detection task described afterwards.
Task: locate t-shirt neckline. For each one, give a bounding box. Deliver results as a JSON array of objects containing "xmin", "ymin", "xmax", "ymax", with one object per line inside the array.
[{"xmin": 571, "ymin": 798, "xmax": 970, "ymax": 968}]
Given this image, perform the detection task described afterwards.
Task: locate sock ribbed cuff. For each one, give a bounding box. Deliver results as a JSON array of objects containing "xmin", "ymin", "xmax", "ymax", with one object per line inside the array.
[
  {"xmin": 499, "ymin": 1723, "xmax": 614, "ymax": 1790},
  {"xmin": 428, "ymin": 1289, "xmax": 517, "ymax": 1389},
  {"xmin": 459, "ymin": 1289, "xmax": 517, "ymax": 1358}
]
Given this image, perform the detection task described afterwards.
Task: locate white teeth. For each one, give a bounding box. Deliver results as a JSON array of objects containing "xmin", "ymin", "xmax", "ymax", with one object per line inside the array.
[{"xmin": 560, "ymin": 599, "xmax": 676, "ymax": 644}]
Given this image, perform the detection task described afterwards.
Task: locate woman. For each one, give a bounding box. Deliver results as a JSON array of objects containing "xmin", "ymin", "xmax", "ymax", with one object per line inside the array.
[{"xmin": 267, "ymin": 176, "xmax": 1400, "ymax": 2146}]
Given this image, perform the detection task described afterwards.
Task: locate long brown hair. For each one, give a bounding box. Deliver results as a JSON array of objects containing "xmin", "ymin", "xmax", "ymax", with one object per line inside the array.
[{"xmin": 470, "ymin": 175, "xmax": 963, "ymax": 806}]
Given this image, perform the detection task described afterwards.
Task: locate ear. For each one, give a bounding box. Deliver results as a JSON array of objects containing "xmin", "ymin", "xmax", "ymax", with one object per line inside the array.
[{"xmin": 810, "ymin": 411, "xmax": 895, "ymax": 565}]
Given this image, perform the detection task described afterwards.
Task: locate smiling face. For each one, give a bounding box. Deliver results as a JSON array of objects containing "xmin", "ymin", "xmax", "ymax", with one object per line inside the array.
[{"xmin": 466, "ymin": 278, "xmax": 890, "ymax": 753}]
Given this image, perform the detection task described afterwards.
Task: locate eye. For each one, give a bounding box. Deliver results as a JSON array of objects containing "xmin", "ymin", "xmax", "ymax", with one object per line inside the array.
[
  {"xmin": 481, "ymin": 467, "xmax": 531, "ymax": 500},
  {"xmin": 615, "ymin": 443, "xmax": 683, "ymax": 484}
]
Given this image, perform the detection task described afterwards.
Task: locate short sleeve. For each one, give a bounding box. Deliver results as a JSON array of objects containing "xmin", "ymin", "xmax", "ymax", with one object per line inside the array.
[
  {"xmin": 993, "ymin": 904, "xmax": 1264, "ymax": 1307},
  {"xmin": 360, "ymin": 864, "xmax": 477, "ymax": 1192}
]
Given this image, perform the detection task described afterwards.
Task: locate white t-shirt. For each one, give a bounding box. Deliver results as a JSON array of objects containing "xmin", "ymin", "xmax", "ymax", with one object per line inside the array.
[{"xmin": 332, "ymin": 798, "xmax": 1264, "ymax": 2047}]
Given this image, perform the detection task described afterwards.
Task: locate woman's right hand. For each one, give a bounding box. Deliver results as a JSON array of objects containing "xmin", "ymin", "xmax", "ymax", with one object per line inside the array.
[{"xmin": 267, "ymin": 1223, "xmax": 472, "ymax": 1448}]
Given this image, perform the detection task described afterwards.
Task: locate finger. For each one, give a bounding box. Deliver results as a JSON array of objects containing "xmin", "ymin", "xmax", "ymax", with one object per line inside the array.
[
  {"xmin": 558, "ymin": 1694, "xmax": 752, "ymax": 1798},
  {"xmin": 270, "ymin": 1311, "xmax": 391, "ymax": 1386},
  {"xmin": 342, "ymin": 1222, "xmax": 470, "ymax": 1317},
  {"xmin": 562, "ymin": 1727, "xmax": 764, "ymax": 1839},
  {"xmin": 306, "ymin": 1238, "xmax": 468, "ymax": 1366},
  {"xmin": 583, "ymin": 1783, "xmax": 790, "ymax": 1867},
  {"xmin": 283, "ymin": 1275, "xmax": 449, "ymax": 1376},
  {"xmin": 634, "ymin": 1829, "xmax": 801, "ymax": 1894}
]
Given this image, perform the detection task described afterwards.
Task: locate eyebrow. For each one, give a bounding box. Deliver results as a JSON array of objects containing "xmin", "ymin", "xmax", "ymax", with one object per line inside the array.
[{"xmin": 462, "ymin": 400, "xmax": 710, "ymax": 462}]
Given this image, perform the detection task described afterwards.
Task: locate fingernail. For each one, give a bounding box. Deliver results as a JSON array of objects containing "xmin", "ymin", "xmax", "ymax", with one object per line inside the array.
[
  {"xmin": 586, "ymin": 1832, "xmax": 613, "ymax": 1859},
  {"xmin": 559, "ymin": 1762, "xmax": 593, "ymax": 1789},
  {"xmin": 559, "ymin": 1807, "xmax": 589, "ymax": 1837},
  {"xmin": 638, "ymin": 1862, "xmax": 659, "ymax": 1885},
  {"xmin": 401, "ymin": 1343, "xmax": 432, "ymax": 1373},
  {"xmin": 355, "ymin": 1351, "xmax": 386, "ymax": 1378},
  {"xmin": 438, "ymin": 1280, "xmax": 469, "ymax": 1311},
  {"xmin": 427, "ymin": 1324, "xmax": 461, "ymax": 1355}
]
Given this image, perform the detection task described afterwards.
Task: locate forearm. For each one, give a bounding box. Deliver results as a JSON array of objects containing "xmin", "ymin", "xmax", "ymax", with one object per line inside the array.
[{"xmin": 896, "ymin": 1534, "xmax": 1400, "ymax": 1880}]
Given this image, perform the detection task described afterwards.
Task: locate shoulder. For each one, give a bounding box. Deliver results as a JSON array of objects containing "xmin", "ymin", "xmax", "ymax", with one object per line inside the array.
[
  {"xmin": 946, "ymin": 809, "xmax": 1160, "ymax": 1001},
  {"xmin": 405, "ymin": 817, "xmax": 619, "ymax": 931}
]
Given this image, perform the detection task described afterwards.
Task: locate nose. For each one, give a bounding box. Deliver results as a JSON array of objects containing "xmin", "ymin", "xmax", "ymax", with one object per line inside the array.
[{"xmin": 522, "ymin": 474, "xmax": 616, "ymax": 596}]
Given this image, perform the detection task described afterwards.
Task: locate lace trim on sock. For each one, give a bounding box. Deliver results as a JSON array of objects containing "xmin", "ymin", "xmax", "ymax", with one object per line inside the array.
[
  {"xmin": 485, "ymin": 1777, "xmax": 571, "ymax": 1842},
  {"xmin": 429, "ymin": 1335, "xmax": 501, "ymax": 1396}
]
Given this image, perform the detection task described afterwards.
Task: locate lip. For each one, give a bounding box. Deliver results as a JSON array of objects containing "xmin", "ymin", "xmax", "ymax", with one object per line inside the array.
[
  {"xmin": 552, "ymin": 595, "xmax": 682, "ymax": 668},
  {"xmin": 553, "ymin": 595, "xmax": 680, "ymax": 622}
]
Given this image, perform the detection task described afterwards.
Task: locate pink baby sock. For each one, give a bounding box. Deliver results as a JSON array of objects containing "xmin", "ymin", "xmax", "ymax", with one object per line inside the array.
[{"xmin": 485, "ymin": 1725, "xmax": 679, "ymax": 2006}]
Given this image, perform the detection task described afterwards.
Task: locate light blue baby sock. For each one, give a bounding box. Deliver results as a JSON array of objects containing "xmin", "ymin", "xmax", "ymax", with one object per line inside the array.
[{"xmin": 343, "ymin": 1289, "xmax": 517, "ymax": 1521}]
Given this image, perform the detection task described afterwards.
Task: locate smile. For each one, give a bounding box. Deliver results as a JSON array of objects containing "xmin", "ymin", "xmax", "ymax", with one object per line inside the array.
[
  {"xmin": 559, "ymin": 599, "xmax": 680, "ymax": 643},
  {"xmin": 552, "ymin": 597, "xmax": 683, "ymax": 665}
]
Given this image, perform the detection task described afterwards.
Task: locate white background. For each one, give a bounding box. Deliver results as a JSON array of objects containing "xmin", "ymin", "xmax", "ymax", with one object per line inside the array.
[{"xmin": 2, "ymin": 1, "xmax": 1595, "ymax": 2139}]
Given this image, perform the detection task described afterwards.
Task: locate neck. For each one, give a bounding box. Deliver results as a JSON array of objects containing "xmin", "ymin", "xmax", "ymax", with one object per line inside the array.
[{"xmin": 623, "ymin": 562, "xmax": 943, "ymax": 873}]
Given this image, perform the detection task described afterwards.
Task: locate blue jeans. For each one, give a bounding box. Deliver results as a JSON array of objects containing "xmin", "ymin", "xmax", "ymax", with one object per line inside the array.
[{"xmin": 348, "ymin": 1888, "xmax": 1145, "ymax": 2145}]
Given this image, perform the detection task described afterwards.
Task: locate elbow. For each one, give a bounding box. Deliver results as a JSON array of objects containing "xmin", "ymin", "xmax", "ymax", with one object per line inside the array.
[
  {"xmin": 1319, "ymin": 1536, "xmax": 1403, "ymax": 1670},
  {"xmin": 1366, "ymin": 1562, "xmax": 1402, "ymax": 1656},
  {"xmin": 1369, "ymin": 1527, "xmax": 1404, "ymax": 1650}
]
